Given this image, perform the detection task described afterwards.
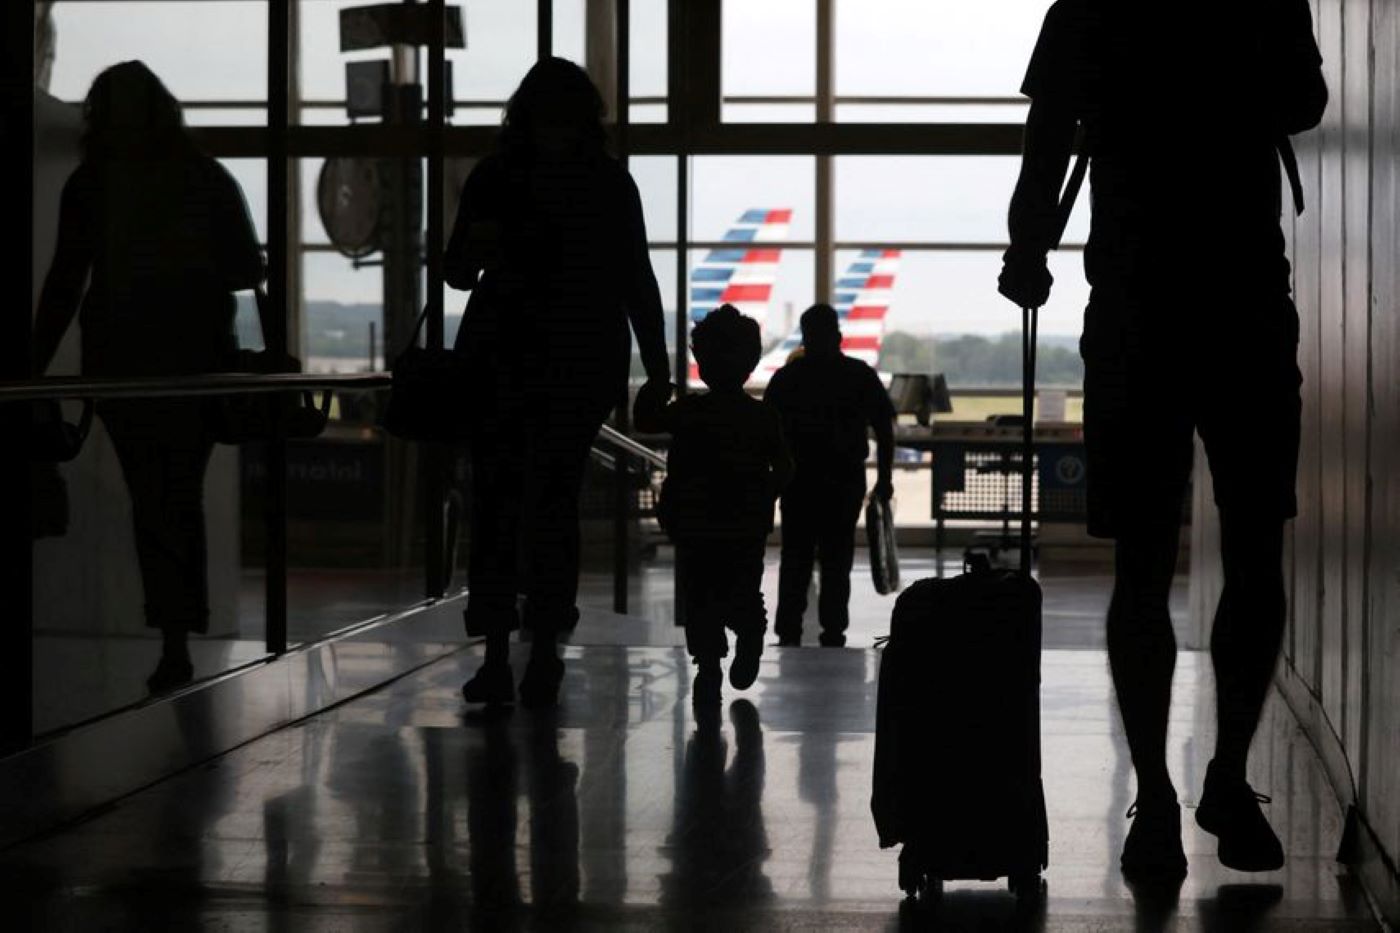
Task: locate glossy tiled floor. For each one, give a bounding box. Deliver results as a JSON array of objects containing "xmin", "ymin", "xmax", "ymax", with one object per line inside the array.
[
  {"xmin": 3, "ymin": 625, "xmax": 1378, "ymax": 930},
  {"xmin": 32, "ymin": 549, "xmax": 1191, "ymax": 737}
]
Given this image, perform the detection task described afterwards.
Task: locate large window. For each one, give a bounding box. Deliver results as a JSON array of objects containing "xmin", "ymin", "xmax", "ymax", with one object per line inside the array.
[
  {"xmin": 49, "ymin": 1, "xmax": 269, "ymax": 125},
  {"xmin": 833, "ymin": 156, "xmax": 1090, "ymax": 357},
  {"xmin": 23, "ymin": 0, "xmax": 1081, "ymax": 734},
  {"xmin": 721, "ymin": 0, "xmax": 817, "ymax": 122},
  {"xmin": 299, "ymin": 0, "xmax": 535, "ymax": 126},
  {"xmin": 834, "ymin": 0, "xmax": 1049, "ymax": 122}
]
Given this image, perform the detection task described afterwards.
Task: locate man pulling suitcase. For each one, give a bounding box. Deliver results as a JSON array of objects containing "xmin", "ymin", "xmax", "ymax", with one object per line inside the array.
[{"xmin": 998, "ymin": 0, "xmax": 1327, "ymax": 883}]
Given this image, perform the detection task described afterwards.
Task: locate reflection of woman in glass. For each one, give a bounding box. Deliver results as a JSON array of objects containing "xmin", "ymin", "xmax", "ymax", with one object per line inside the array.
[
  {"xmin": 447, "ymin": 58, "xmax": 670, "ymax": 708},
  {"xmin": 32, "ymin": 62, "xmax": 264, "ymax": 693}
]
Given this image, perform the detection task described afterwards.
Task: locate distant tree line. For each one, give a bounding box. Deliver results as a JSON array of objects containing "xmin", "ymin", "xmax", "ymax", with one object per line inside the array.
[
  {"xmin": 877, "ymin": 331, "xmax": 1083, "ymax": 387},
  {"xmin": 235, "ymin": 300, "xmax": 1084, "ymax": 388}
]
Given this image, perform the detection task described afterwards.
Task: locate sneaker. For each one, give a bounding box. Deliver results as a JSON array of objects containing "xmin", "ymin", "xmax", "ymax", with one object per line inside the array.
[
  {"xmin": 818, "ymin": 632, "xmax": 846, "ymax": 648},
  {"xmin": 729, "ymin": 629, "xmax": 763, "ymax": 690},
  {"xmin": 1121, "ymin": 797, "xmax": 1188, "ymax": 883},
  {"xmin": 776, "ymin": 635, "xmax": 800, "ymax": 647},
  {"xmin": 518, "ymin": 655, "xmax": 566, "ymax": 709},
  {"xmin": 146, "ymin": 656, "xmax": 194, "ymax": 695},
  {"xmin": 461, "ymin": 662, "xmax": 515, "ymax": 705},
  {"xmin": 1196, "ymin": 762, "xmax": 1284, "ymax": 872},
  {"xmin": 693, "ymin": 661, "xmax": 722, "ymax": 709}
]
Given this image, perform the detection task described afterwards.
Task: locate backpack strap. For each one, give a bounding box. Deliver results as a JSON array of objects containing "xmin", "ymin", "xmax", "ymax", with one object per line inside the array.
[
  {"xmin": 1277, "ymin": 137, "xmax": 1306, "ymax": 215},
  {"xmin": 1052, "ymin": 148, "xmax": 1090, "ymax": 250}
]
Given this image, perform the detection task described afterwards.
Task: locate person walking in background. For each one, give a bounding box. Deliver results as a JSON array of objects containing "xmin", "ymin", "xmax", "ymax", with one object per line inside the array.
[
  {"xmin": 764, "ymin": 304, "xmax": 895, "ymax": 648},
  {"xmin": 31, "ymin": 61, "xmax": 266, "ymax": 694},
  {"xmin": 447, "ymin": 58, "xmax": 670, "ymax": 709},
  {"xmin": 635, "ymin": 305, "xmax": 792, "ymax": 709},
  {"xmin": 999, "ymin": 0, "xmax": 1326, "ymax": 882}
]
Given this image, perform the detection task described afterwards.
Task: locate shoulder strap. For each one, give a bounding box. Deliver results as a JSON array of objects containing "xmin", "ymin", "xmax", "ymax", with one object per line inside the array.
[
  {"xmin": 406, "ymin": 304, "xmax": 431, "ymax": 350},
  {"xmin": 1277, "ymin": 137, "xmax": 1306, "ymax": 215},
  {"xmin": 1052, "ymin": 148, "xmax": 1089, "ymax": 250}
]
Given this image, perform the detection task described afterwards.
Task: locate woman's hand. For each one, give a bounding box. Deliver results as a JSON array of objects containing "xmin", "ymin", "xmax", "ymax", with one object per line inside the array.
[{"xmin": 633, "ymin": 378, "xmax": 674, "ymax": 433}]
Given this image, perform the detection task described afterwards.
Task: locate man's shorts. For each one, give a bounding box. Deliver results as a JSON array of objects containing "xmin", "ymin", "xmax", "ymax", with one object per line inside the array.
[{"xmin": 1080, "ymin": 290, "xmax": 1302, "ymax": 539}]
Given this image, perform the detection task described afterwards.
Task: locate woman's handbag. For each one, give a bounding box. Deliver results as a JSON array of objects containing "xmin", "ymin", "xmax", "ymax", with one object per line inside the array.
[
  {"xmin": 28, "ymin": 398, "xmax": 94, "ymax": 540},
  {"xmin": 206, "ymin": 289, "xmax": 331, "ymax": 444},
  {"xmin": 206, "ymin": 348, "xmax": 332, "ymax": 445},
  {"xmin": 30, "ymin": 398, "xmax": 93, "ymax": 463},
  {"xmin": 384, "ymin": 305, "xmax": 473, "ymax": 443}
]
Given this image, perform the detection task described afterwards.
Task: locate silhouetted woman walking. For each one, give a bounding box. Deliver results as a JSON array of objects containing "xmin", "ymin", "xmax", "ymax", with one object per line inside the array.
[
  {"xmin": 446, "ymin": 58, "xmax": 670, "ymax": 707},
  {"xmin": 32, "ymin": 62, "xmax": 265, "ymax": 693}
]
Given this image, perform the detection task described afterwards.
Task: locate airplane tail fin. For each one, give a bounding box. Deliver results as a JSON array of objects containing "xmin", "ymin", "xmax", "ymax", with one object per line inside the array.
[
  {"xmin": 751, "ymin": 249, "xmax": 902, "ymax": 385},
  {"xmin": 687, "ymin": 209, "xmax": 790, "ymax": 383}
]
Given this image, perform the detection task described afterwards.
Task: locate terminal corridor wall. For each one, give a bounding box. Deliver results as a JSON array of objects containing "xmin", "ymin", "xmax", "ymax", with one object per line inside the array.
[{"xmin": 1190, "ymin": 0, "xmax": 1400, "ymax": 921}]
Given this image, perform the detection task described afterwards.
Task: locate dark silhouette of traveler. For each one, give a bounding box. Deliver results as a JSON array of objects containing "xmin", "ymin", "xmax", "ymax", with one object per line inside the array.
[
  {"xmin": 1000, "ymin": 2, "xmax": 1327, "ymax": 882},
  {"xmin": 776, "ymin": 646, "xmax": 845, "ymax": 901},
  {"xmin": 460, "ymin": 711, "xmax": 582, "ymax": 920},
  {"xmin": 660, "ymin": 699, "xmax": 772, "ymax": 905},
  {"xmin": 31, "ymin": 62, "xmax": 265, "ymax": 694},
  {"xmin": 634, "ymin": 304, "xmax": 792, "ymax": 708},
  {"xmin": 445, "ymin": 58, "xmax": 670, "ymax": 708},
  {"xmin": 327, "ymin": 727, "xmax": 420, "ymax": 880},
  {"xmin": 464, "ymin": 713, "xmax": 522, "ymax": 911},
  {"xmin": 763, "ymin": 304, "xmax": 895, "ymax": 647}
]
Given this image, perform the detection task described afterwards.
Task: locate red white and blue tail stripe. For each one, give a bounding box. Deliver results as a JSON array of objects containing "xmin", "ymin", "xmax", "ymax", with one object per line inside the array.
[
  {"xmin": 687, "ymin": 209, "xmax": 790, "ymax": 382},
  {"xmin": 688, "ymin": 208, "xmax": 791, "ymax": 329},
  {"xmin": 752, "ymin": 248, "xmax": 902, "ymax": 383}
]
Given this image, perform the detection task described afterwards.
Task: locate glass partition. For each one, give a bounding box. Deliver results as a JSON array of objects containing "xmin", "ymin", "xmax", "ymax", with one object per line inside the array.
[
  {"xmin": 32, "ymin": 1, "xmax": 275, "ymax": 732},
  {"xmin": 17, "ymin": 0, "xmax": 1073, "ymax": 744}
]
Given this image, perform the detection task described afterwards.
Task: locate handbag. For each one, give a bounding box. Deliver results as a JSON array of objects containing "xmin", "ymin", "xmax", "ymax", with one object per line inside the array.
[
  {"xmin": 28, "ymin": 399, "xmax": 94, "ymax": 541},
  {"xmin": 30, "ymin": 398, "xmax": 94, "ymax": 463},
  {"xmin": 206, "ymin": 348, "xmax": 332, "ymax": 445},
  {"xmin": 207, "ymin": 290, "xmax": 330, "ymax": 444},
  {"xmin": 384, "ymin": 305, "xmax": 472, "ymax": 443},
  {"xmin": 866, "ymin": 494, "xmax": 901, "ymax": 595}
]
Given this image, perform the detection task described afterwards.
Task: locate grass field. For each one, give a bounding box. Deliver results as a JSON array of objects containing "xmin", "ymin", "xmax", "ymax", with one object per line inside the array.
[{"xmin": 943, "ymin": 392, "xmax": 1085, "ymax": 424}]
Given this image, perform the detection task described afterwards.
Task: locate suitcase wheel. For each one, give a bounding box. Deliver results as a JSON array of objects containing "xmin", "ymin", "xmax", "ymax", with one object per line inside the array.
[
  {"xmin": 897, "ymin": 848, "xmax": 942, "ymax": 902},
  {"xmin": 897, "ymin": 849, "xmax": 920, "ymax": 898}
]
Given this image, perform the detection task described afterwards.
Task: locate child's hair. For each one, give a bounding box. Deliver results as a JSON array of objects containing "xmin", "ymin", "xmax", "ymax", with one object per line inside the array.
[{"xmin": 691, "ymin": 303, "xmax": 762, "ymax": 388}]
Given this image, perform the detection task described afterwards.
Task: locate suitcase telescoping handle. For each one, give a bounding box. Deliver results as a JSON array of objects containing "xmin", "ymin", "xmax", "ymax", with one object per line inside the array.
[
  {"xmin": 1018, "ymin": 148, "xmax": 1087, "ymax": 577},
  {"xmin": 1019, "ymin": 304, "xmax": 1037, "ymax": 578}
]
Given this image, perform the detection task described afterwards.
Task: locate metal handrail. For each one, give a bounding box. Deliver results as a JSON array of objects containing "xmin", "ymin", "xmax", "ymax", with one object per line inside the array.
[
  {"xmin": 597, "ymin": 423, "xmax": 667, "ymax": 469},
  {"xmin": 164, "ymin": 94, "xmax": 1025, "ymax": 112},
  {"xmin": 2, "ymin": 372, "xmax": 670, "ymax": 465},
  {"xmin": 0, "ymin": 372, "xmax": 391, "ymax": 403}
]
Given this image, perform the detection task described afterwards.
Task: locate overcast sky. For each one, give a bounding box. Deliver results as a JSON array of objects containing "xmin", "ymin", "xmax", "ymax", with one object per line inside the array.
[{"xmin": 47, "ymin": 0, "xmax": 1092, "ymax": 336}]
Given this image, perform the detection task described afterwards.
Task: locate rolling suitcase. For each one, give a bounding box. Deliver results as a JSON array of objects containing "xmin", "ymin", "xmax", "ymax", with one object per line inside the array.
[
  {"xmin": 869, "ymin": 150, "xmax": 1083, "ymax": 900},
  {"xmin": 870, "ymin": 303, "xmax": 1049, "ymax": 900}
]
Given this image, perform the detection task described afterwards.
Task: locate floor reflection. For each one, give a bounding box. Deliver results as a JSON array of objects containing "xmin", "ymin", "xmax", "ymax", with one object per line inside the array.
[
  {"xmin": 461, "ymin": 708, "xmax": 581, "ymax": 920},
  {"xmin": 779, "ymin": 647, "xmax": 846, "ymax": 904},
  {"xmin": 661, "ymin": 700, "xmax": 773, "ymax": 907},
  {"xmin": 0, "ymin": 641, "xmax": 1383, "ymax": 931}
]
